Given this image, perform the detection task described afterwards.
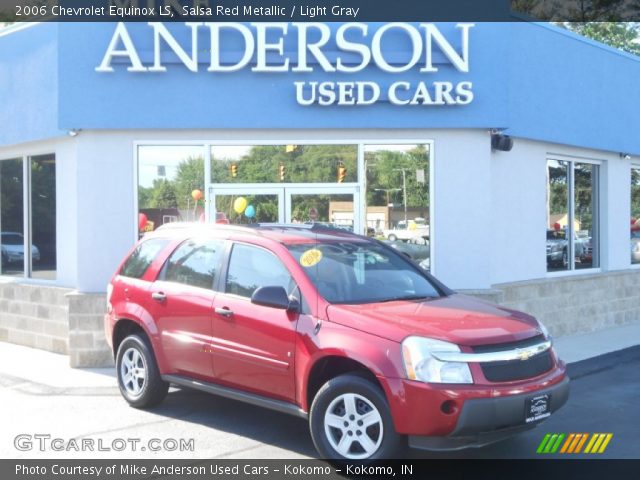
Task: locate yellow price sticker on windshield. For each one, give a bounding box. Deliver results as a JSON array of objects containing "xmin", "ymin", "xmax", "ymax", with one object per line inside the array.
[{"xmin": 300, "ymin": 248, "xmax": 323, "ymax": 267}]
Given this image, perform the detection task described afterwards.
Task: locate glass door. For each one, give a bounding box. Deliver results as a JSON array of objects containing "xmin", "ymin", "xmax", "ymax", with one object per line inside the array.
[
  {"xmin": 285, "ymin": 187, "xmax": 361, "ymax": 234},
  {"xmin": 209, "ymin": 187, "xmax": 284, "ymax": 224}
]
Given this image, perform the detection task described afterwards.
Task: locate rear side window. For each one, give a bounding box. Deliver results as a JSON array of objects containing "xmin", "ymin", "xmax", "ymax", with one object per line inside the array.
[
  {"xmin": 120, "ymin": 238, "xmax": 169, "ymax": 279},
  {"xmin": 163, "ymin": 238, "xmax": 225, "ymax": 289},
  {"xmin": 226, "ymin": 244, "xmax": 293, "ymax": 298}
]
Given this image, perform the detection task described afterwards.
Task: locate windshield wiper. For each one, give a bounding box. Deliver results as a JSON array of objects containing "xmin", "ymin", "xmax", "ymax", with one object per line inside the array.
[{"xmin": 376, "ymin": 295, "xmax": 437, "ymax": 303}]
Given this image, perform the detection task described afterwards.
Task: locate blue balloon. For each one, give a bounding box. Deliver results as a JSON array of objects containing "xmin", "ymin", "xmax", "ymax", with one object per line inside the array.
[{"xmin": 245, "ymin": 205, "xmax": 256, "ymax": 218}]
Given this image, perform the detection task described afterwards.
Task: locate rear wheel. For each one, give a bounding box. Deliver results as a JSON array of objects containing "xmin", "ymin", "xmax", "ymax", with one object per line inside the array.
[
  {"xmin": 116, "ymin": 334, "xmax": 168, "ymax": 408},
  {"xmin": 309, "ymin": 374, "xmax": 403, "ymax": 460},
  {"xmin": 388, "ymin": 234, "xmax": 397, "ymax": 242}
]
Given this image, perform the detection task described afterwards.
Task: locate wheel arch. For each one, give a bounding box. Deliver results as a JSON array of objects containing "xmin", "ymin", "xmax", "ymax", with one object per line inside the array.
[{"xmin": 305, "ymin": 355, "xmax": 386, "ymax": 413}]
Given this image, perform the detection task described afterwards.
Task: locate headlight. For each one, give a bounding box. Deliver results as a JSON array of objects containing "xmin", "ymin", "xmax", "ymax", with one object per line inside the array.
[{"xmin": 401, "ymin": 336, "xmax": 473, "ymax": 384}]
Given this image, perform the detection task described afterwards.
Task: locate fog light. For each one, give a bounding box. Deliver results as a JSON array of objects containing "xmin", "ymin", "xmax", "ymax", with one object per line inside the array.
[{"xmin": 441, "ymin": 400, "xmax": 458, "ymax": 415}]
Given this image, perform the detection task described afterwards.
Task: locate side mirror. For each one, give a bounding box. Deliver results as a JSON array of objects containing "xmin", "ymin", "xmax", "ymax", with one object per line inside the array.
[{"xmin": 251, "ymin": 286, "xmax": 300, "ymax": 312}]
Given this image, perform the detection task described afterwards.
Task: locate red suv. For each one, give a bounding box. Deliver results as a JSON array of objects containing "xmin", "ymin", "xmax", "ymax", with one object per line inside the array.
[{"xmin": 105, "ymin": 223, "xmax": 569, "ymax": 459}]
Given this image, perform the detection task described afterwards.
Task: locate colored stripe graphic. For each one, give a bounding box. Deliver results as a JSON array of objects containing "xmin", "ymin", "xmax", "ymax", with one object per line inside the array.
[
  {"xmin": 574, "ymin": 433, "xmax": 588, "ymax": 453},
  {"xmin": 560, "ymin": 433, "xmax": 575, "ymax": 453},
  {"xmin": 537, "ymin": 434, "xmax": 551, "ymax": 453},
  {"xmin": 598, "ymin": 434, "xmax": 613, "ymax": 453},
  {"xmin": 539, "ymin": 433, "xmax": 613, "ymax": 454}
]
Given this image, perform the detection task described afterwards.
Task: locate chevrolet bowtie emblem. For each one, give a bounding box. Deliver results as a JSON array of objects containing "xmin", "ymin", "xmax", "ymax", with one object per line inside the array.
[{"xmin": 516, "ymin": 349, "xmax": 534, "ymax": 361}]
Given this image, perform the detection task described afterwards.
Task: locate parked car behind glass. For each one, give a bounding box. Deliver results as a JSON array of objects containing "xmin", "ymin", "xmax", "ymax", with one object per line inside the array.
[{"xmin": 0, "ymin": 232, "xmax": 40, "ymax": 266}]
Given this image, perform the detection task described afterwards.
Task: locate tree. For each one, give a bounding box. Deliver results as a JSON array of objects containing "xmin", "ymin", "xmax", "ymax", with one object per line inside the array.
[
  {"xmin": 565, "ymin": 22, "xmax": 640, "ymax": 55},
  {"xmin": 150, "ymin": 179, "xmax": 178, "ymax": 209},
  {"xmin": 513, "ymin": 0, "xmax": 634, "ymax": 22},
  {"xmin": 174, "ymin": 156, "xmax": 204, "ymax": 210}
]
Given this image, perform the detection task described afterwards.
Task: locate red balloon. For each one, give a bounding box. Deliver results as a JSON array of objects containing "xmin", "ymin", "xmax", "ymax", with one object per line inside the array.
[
  {"xmin": 553, "ymin": 222, "xmax": 561, "ymax": 231},
  {"xmin": 191, "ymin": 189, "xmax": 203, "ymax": 201},
  {"xmin": 138, "ymin": 213, "xmax": 148, "ymax": 231}
]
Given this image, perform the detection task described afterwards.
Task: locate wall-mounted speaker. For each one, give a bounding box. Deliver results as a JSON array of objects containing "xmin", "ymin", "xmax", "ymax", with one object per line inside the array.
[{"xmin": 491, "ymin": 134, "xmax": 514, "ymax": 152}]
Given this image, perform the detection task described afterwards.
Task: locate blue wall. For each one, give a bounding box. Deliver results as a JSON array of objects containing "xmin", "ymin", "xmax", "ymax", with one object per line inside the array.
[
  {"xmin": 57, "ymin": 22, "xmax": 505, "ymax": 130},
  {"xmin": 2, "ymin": 21, "xmax": 640, "ymax": 155},
  {"xmin": 0, "ymin": 23, "xmax": 62, "ymax": 146}
]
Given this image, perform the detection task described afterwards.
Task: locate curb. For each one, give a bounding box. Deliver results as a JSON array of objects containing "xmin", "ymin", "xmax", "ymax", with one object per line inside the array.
[{"xmin": 566, "ymin": 345, "xmax": 640, "ymax": 380}]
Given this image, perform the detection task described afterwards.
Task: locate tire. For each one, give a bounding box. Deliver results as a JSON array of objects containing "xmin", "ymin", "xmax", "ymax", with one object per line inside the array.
[
  {"xmin": 561, "ymin": 250, "xmax": 568, "ymax": 268},
  {"xmin": 388, "ymin": 234, "xmax": 397, "ymax": 242},
  {"xmin": 116, "ymin": 334, "xmax": 168, "ymax": 408},
  {"xmin": 309, "ymin": 374, "xmax": 403, "ymax": 460}
]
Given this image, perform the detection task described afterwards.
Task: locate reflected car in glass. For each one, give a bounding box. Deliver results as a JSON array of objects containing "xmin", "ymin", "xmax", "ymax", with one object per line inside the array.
[
  {"xmin": 0, "ymin": 232, "xmax": 40, "ymax": 266},
  {"xmin": 631, "ymin": 230, "xmax": 640, "ymax": 264},
  {"xmin": 383, "ymin": 235, "xmax": 430, "ymax": 262},
  {"xmin": 105, "ymin": 223, "xmax": 568, "ymax": 460}
]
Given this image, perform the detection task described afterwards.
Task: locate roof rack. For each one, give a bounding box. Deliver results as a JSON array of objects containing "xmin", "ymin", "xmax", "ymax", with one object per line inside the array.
[
  {"xmin": 247, "ymin": 223, "xmax": 354, "ymax": 233},
  {"xmin": 154, "ymin": 222, "xmax": 263, "ymax": 235}
]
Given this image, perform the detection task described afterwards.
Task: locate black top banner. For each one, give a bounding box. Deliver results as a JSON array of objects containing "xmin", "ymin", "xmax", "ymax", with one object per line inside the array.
[{"xmin": 1, "ymin": 0, "xmax": 640, "ymax": 23}]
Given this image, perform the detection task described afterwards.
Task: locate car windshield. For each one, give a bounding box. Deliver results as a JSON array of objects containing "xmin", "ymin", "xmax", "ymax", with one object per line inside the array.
[
  {"xmin": 1, "ymin": 233, "xmax": 23, "ymax": 245},
  {"xmin": 286, "ymin": 240, "xmax": 441, "ymax": 304},
  {"xmin": 547, "ymin": 230, "xmax": 565, "ymax": 240}
]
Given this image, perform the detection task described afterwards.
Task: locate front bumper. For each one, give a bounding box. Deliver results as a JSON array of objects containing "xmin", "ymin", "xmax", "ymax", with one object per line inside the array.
[{"xmin": 408, "ymin": 376, "xmax": 570, "ymax": 451}]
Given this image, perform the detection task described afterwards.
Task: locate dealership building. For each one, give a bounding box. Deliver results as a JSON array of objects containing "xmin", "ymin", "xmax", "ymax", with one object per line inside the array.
[{"xmin": 1, "ymin": 21, "xmax": 640, "ymax": 367}]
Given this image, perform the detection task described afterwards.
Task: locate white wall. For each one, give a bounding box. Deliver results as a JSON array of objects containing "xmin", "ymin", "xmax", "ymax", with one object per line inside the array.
[
  {"xmin": 430, "ymin": 130, "xmax": 493, "ymax": 289},
  {"xmin": 490, "ymin": 138, "xmax": 634, "ymax": 286},
  {"xmin": 3, "ymin": 129, "xmax": 637, "ymax": 293}
]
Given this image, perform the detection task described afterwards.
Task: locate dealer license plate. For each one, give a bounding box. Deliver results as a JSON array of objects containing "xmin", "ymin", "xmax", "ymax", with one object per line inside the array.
[{"xmin": 525, "ymin": 394, "xmax": 551, "ymax": 423}]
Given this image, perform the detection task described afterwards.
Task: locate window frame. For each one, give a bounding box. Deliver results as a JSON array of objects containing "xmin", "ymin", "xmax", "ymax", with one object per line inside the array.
[
  {"xmin": 0, "ymin": 152, "xmax": 57, "ymax": 281},
  {"xmin": 630, "ymin": 164, "xmax": 640, "ymax": 269},
  {"xmin": 134, "ymin": 139, "xmax": 436, "ymax": 274},
  {"xmin": 546, "ymin": 155, "xmax": 602, "ymax": 277}
]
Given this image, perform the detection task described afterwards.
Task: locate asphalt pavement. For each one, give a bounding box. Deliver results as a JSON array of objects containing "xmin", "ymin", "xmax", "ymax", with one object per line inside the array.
[{"xmin": 0, "ymin": 323, "xmax": 639, "ymax": 460}]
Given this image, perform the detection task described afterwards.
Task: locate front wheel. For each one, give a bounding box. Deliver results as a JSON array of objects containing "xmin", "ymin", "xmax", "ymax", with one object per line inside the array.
[
  {"xmin": 116, "ymin": 334, "xmax": 168, "ymax": 408},
  {"xmin": 309, "ymin": 374, "xmax": 403, "ymax": 460}
]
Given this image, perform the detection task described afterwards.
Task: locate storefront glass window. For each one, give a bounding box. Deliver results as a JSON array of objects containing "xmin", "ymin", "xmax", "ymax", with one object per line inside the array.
[
  {"xmin": 210, "ymin": 145, "xmax": 357, "ymax": 184},
  {"xmin": 574, "ymin": 163, "xmax": 598, "ymax": 269},
  {"xmin": 30, "ymin": 154, "xmax": 56, "ymax": 279},
  {"xmin": 0, "ymin": 158, "xmax": 25, "ymax": 276},
  {"xmin": 137, "ymin": 146, "xmax": 205, "ymax": 235},
  {"xmin": 546, "ymin": 159, "xmax": 599, "ymax": 272},
  {"xmin": 364, "ymin": 144, "xmax": 430, "ymax": 270},
  {"xmin": 631, "ymin": 167, "xmax": 640, "ymax": 265}
]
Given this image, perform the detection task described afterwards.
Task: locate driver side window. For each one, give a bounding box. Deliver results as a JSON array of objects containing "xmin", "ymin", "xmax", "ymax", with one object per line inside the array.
[{"xmin": 226, "ymin": 244, "xmax": 294, "ymax": 298}]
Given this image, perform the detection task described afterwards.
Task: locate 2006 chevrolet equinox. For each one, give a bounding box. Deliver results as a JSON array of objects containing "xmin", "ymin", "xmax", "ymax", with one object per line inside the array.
[{"xmin": 105, "ymin": 223, "xmax": 569, "ymax": 460}]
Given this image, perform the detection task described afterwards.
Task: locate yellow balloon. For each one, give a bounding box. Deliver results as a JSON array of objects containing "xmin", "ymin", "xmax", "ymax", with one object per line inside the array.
[{"xmin": 233, "ymin": 197, "xmax": 248, "ymax": 214}]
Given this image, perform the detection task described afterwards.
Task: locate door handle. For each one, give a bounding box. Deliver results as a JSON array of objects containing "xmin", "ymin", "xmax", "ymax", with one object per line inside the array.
[
  {"xmin": 151, "ymin": 292, "xmax": 167, "ymax": 302},
  {"xmin": 215, "ymin": 307, "xmax": 233, "ymax": 318}
]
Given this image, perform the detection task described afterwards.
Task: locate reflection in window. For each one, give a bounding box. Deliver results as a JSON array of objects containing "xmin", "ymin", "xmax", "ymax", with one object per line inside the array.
[
  {"xmin": 164, "ymin": 239, "xmax": 224, "ymax": 289},
  {"xmin": 546, "ymin": 160, "xmax": 569, "ymax": 272},
  {"xmin": 137, "ymin": 146, "xmax": 205, "ymax": 235},
  {"xmin": 210, "ymin": 145, "xmax": 357, "ymax": 184},
  {"xmin": 631, "ymin": 167, "xmax": 640, "ymax": 265},
  {"xmin": 31, "ymin": 154, "xmax": 56, "ymax": 279},
  {"xmin": 120, "ymin": 238, "xmax": 169, "ymax": 279},
  {"xmin": 546, "ymin": 159, "xmax": 599, "ymax": 272},
  {"xmin": 574, "ymin": 163, "xmax": 598, "ymax": 270},
  {"xmin": 226, "ymin": 244, "xmax": 292, "ymax": 298},
  {"xmin": 364, "ymin": 144, "xmax": 430, "ymax": 269},
  {"xmin": 0, "ymin": 159, "xmax": 25, "ymax": 276}
]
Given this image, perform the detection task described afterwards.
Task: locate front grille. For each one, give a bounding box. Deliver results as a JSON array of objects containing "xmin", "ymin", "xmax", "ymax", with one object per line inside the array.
[{"xmin": 473, "ymin": 335, "xmax": 553, "ymax": 382}]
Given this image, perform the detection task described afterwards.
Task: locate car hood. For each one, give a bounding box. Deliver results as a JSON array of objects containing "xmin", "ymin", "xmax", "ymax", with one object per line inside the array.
[{"xmin": 326, "ymin": 294, "xmax": 542, "ymax": 346}]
